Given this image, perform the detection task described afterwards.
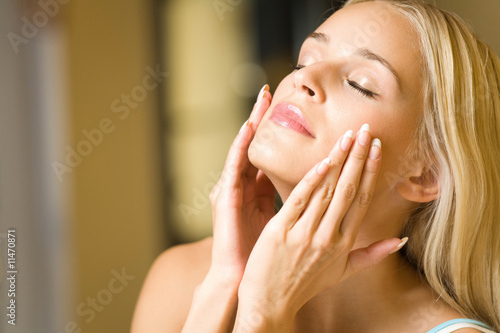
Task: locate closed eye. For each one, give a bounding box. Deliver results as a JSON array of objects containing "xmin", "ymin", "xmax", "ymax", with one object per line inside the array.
[
  {"xmin": 291, "ymin": 63, "xmax": 378, "ymax": 99},
  {"xmin": 346, "ymin": 79, "xmax": 377, "ymax": 98}
]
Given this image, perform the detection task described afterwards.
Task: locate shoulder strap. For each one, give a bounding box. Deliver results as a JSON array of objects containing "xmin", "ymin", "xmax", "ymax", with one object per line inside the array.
[{"xmin": 427, "ymin": 319, "xmax": 495, "ymax": 333}]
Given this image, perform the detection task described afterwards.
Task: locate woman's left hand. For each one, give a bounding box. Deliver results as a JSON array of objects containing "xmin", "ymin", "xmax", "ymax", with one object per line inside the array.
[{"xmin": 233, "ymin": 124, "xmax": 407, "ymax": 332}]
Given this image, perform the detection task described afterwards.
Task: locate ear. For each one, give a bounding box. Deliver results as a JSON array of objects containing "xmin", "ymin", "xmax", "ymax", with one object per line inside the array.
[{"xmin": 396, "ymin": 163, "xmax": 439, "ymax": 203}]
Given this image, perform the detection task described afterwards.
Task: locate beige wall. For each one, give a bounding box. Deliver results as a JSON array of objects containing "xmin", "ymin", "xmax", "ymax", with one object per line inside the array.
[
  {"xmin": 64, "ymin": 0, "xmax": 164, "ymax": 332},
  {"xmin": 162, "ymin": 0, "xmax": 261, "ymax": 242}
]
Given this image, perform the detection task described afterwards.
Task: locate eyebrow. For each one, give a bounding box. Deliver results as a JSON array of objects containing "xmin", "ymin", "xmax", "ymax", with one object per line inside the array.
[
  {"xmin": 305, "ymin": 31, "xmax": 402, "ymax": 89},
  {"xmin": 306, "ymin": 31, "xmax": 329, "ymax": 43}
]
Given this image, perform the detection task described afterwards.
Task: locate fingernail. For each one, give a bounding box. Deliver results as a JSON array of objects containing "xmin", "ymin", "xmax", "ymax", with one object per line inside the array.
[
  {"xmin": 239, "ymin": 120, "xmax": 249, "ymax": 133},
  {"xmin": 257, "ymin": 84, "xmax": 269, "ymax": 102},
  {"xmin": 389, "ymin": 237, "xmax": 409, "ymax": 254},
  {"xmin": 316, "ymin": 157, "xmax": 331, "ymax": 175},
  {"xmin": 358, "ymin": 123, "xmax": 371, "ymax": 146},
  {"xmin": 340, "ymin": 130, "xmax": 354, "ymax": 151},
  {"xmin": 369, "ymin": 138, "xmax": 382, "ymax": 160}
]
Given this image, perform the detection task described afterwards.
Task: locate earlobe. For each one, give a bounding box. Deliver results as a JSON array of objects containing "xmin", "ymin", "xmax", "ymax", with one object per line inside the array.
[{"xmin": 396, "ymin": 165, "xmax": 439, "ymax": 203}]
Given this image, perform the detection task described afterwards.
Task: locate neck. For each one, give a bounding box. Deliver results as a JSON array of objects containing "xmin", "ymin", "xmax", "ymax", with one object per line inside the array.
[{"xmin": 293, "ymin": 253, "xmax": 430, "ymax": 332}]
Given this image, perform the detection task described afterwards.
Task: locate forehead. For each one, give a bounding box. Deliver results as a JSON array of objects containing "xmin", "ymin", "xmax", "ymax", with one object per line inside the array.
[{"xmin": 309, "ymin": 1, "xmax": 423, "ymax": 95}]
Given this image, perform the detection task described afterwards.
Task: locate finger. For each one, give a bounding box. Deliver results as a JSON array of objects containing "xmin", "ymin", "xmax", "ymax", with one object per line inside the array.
[
  {"xmin": 218, "ymin": 86, "xmax": 272, "ymax": 195},
  {"xmin": 277, "ymin": 157, "xmax": 332, "ymax": 229},
  {"xmin": 315, "ymin": 124, "xmax": 372, "ymax": 241},
  {"xmin": 294, "ymin": 130, "xmax": 354, "ymax": 234},
  {"xmin": 226, "ymin": 84, "xmax": 271, "ymax": 178},
  {"xmin": 241, "ymin": 86, "xmax": 273, "ymax": 181},
  {"xmin": 339, "ymin": 138, "xmax": 382, "ymax": 239},
  {"xmin": 343, "ymin": 237, "xmax": 408, "ymax": 279},
  {"xmin": 219, "ymin": 122, "xmax": 255, "ymax": 192},
  {"xmin": 248, "ymin": 84, "xmax": 271, "ymax": 128}
]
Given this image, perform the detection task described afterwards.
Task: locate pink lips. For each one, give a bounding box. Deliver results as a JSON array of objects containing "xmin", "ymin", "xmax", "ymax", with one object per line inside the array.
[{"xmin": 270, "ymin": 102, "xmax": 315, "ymax": 138}]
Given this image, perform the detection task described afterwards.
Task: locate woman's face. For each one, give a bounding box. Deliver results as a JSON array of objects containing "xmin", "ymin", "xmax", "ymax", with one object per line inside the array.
[{"xmin": 249, "ymin": 1, "xmax": 424, "ymax": 197}]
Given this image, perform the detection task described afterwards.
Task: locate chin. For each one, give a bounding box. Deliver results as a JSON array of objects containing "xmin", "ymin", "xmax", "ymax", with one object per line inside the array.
[{"xmin": 248, "ymin": 123, "xmax": 319, "ymax": 194}]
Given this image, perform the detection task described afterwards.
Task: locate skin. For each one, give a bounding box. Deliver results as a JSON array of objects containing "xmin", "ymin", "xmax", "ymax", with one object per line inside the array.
[{"xmin": 132, "ymin": 2, "xmax": 482, "ymax": 332}]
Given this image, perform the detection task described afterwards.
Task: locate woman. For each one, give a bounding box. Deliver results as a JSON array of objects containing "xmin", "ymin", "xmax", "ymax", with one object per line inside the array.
[{"xmin": 132, "ymin": 0, "xmax": 500, "ymax": 332}]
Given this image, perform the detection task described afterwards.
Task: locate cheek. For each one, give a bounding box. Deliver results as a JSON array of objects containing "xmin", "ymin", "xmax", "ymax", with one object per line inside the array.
[
  {"xmin": 269, "ymin": 73, "xmax": 294, "ymax": 103},
  {"xmin": 371, "ymin": 117, "xmax": 420, "ymax": 190},
  {"xmin": 319, "ymin": 106, "xmax": 418, "ymax": 188}
]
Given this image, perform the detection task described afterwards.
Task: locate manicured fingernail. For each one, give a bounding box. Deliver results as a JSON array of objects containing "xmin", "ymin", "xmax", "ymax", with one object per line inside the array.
[
  {"xmin": 389, "ymin": 237, "xmax": 409, "ymax": 254},
  {"xmin": 239, "ymin": 120, "xmax": 249, "ymax": 133},
  {"xmin": 316, "ymin": 157, "xmax": 331, "ymax": 175},
  {"xmin": 340, "ymin": 130, "xmax": 354, "ymax": 151},
  {"xmin": 257, "ymin": 84, "xmax": 269, "ymax": 102},
  {"xmin": 358, "ymin": 123, "xmax": 371, "ymax": 146},
  {"xmin": 360, "ymin": 123, "xmax": 370, "ymax": 132},
  {"xmin": 369, "ymin": 138, "xmax": 382, "ymax": 160}
]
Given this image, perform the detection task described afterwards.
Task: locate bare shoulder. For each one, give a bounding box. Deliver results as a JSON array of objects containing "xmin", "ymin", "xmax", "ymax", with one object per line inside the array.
[
  {"xmin": 393, "ymin": 270, "xmax": 491, "ymax": 333},
  {"xmin": 131, "ymin": 237, "xmax": 213, "ymax": 333}
]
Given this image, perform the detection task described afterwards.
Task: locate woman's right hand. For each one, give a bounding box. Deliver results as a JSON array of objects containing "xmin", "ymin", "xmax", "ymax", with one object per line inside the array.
[
  {"xmin": 207, "ymin": 84, "xmax": 275, "ymax": 285},
  {"xmin": 181, "ymin": 85, "xmax": 274, "ymax": 333}
]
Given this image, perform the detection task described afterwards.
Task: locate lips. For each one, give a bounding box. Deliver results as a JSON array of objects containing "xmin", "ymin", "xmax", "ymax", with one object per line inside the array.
[{"xmin": 269, "ymin": 102, "xmax": 315, "ymax": 138}]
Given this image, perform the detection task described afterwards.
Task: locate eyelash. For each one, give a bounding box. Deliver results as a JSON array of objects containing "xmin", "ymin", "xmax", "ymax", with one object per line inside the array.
[
  {"xmin": 291, "ymin": 63, "xmax": 377, "ymax": 99},
  {"xmin": 291, "ymin": 64, "xmax": 305, "ymax": 71},
  {"xmin": 346, "ymin": 79, "xmax": 376, "ymax": 98}
]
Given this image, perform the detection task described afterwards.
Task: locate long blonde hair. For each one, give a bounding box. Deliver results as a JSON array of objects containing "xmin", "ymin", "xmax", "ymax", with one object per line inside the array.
[{"xmin": 342, "ymin": 0, "xmax": 500, "ymax": 330}]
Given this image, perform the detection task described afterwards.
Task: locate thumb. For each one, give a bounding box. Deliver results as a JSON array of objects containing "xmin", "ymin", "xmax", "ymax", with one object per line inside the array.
[{"xmin": 344, "ymin": 237, "xmax": 408, "ymax": 277}]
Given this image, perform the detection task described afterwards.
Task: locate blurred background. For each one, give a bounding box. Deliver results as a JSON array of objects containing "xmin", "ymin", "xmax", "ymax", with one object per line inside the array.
[{"xmin": 0, "ymin": 0, "xmax": 498, "ymax": 332}]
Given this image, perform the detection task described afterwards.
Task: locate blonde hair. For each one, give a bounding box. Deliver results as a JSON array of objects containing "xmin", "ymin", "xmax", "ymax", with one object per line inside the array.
[{"xmin": 342, "ymin": 0, "xmax": 500, "ymax": 330}]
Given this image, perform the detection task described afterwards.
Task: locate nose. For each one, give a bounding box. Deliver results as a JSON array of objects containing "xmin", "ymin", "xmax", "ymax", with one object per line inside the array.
[{"xmin": 292, "ymin": 64, "xmax": 327, "ymax": 103}]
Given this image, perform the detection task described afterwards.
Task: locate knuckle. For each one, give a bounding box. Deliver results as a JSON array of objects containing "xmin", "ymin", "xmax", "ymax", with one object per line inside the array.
[
  {"xmin": 226, "ymin": 160, "xmax": 239, "ymax": 173},
  {"xmin": 297, "ymin": 237, "xmax": 313, "ymax": 252},
  {"xmin": 304, "ymin": 172, "xmax": 318, "ymax": 187},
  {"xmin": 208, "ymin": 189, "xmax": 218, "ymax": 206},
  {"xmin": 364, "ymin": 159, "xmax": 381, "ymax": 174},
  {"xmin": 318, "ymin": 183, "xmax": 335, "ymax": 202},
  {"xmin": 346, "ymin": 237, "xmax": 356, "ymax": 250},
  {"xmin": 329, "ymin": 233, "xmax": 343, "ymax": 246},
  {"xmin": 357, "ymin": 191, "xmax": 372, "ymax": 207},
  {"xmin": 209, "ymin": 183, "xmax": 220, "ymax": 199},
  {"xmin": 263, "ymin": 218, "xmax": 286, "ymax": 237},
  {"xmin": 340, "ymin": 182, "xmax": 356, "ymax": 201},
  {"xmin": 330, "ymin": 155, "xmax": 345, "ymax": 168},
  {"xmin": 350, "ymin": 150, "xmax": 367, "ymax": 162},
  {"xmin": 338, "ymin": 235, "xmax": 355, "ymax": 250},
  {"xmin": 315, "ymin": 241, "xmax": 333, "ymax": 255},
  {"xmin": 291, "ymin": 195, "xmax": 306, "ymax": 210}
]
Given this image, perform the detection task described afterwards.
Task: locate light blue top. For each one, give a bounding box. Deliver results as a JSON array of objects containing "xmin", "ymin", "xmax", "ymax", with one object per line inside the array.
[{"xmin": 427, "ymin": 319, "xmax": 495, "ymax": 333}]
